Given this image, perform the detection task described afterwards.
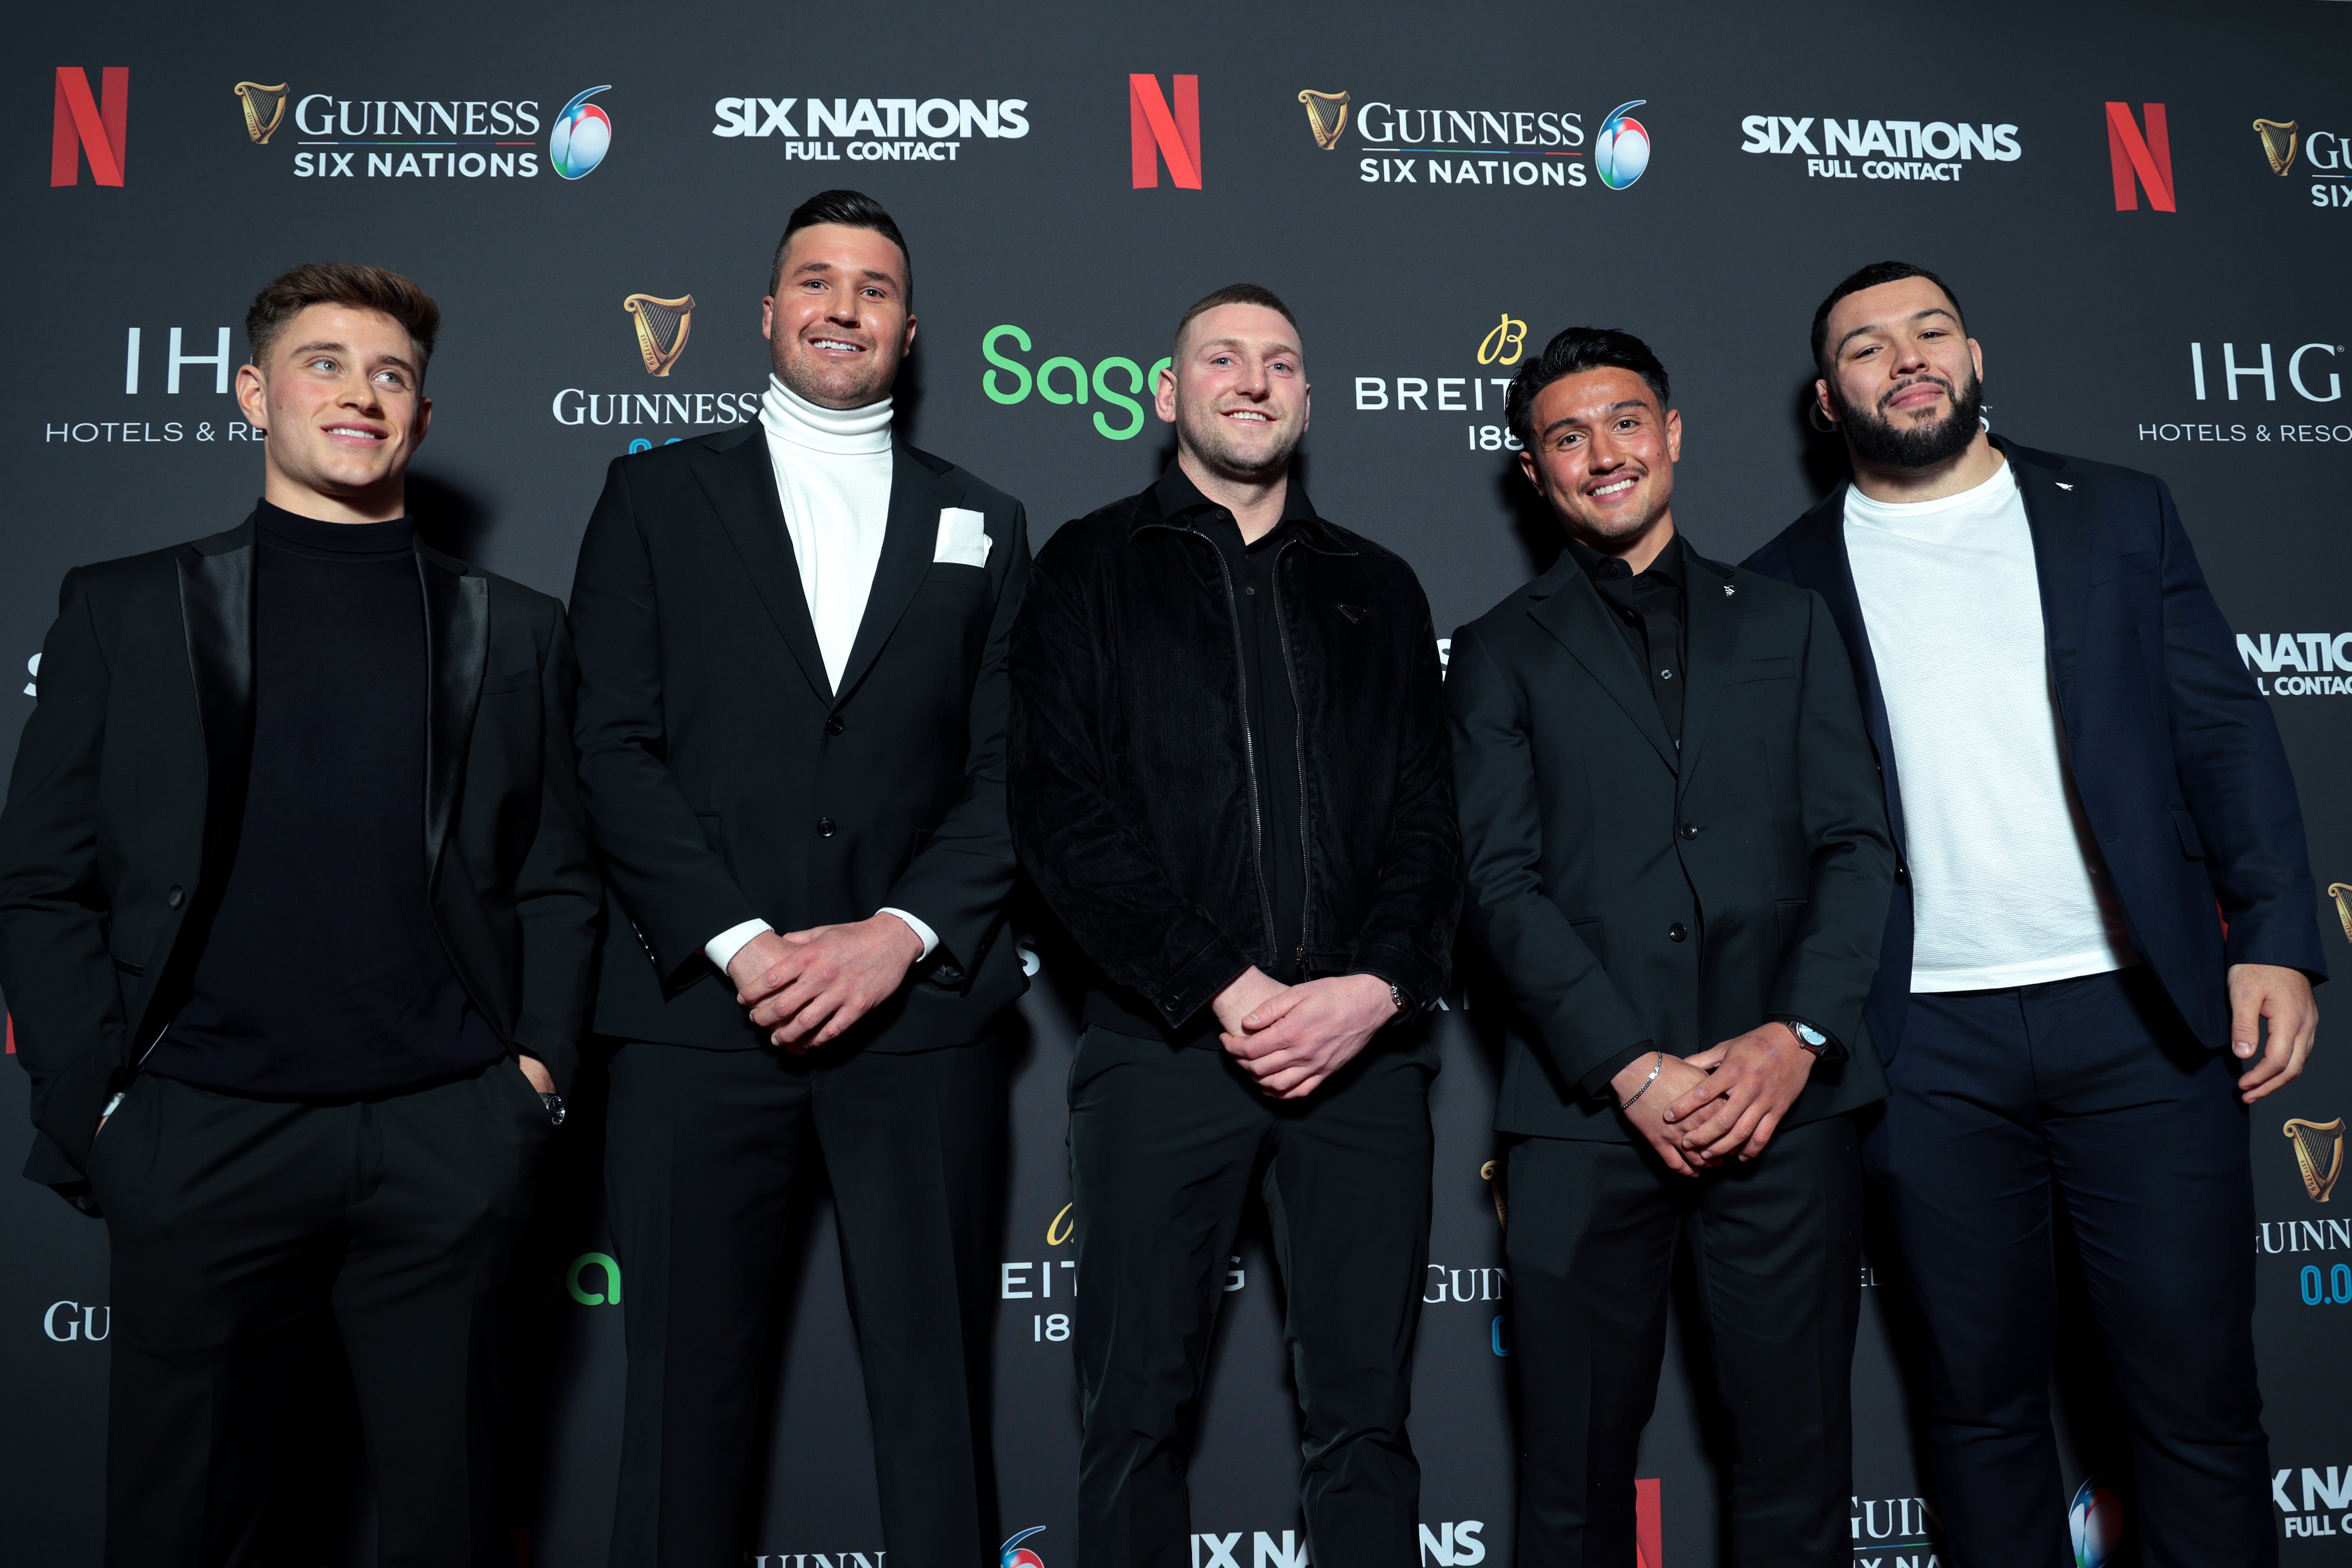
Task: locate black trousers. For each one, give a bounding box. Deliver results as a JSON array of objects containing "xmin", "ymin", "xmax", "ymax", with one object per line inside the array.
[
  {"xmin": 1866, "ymin": 966, "xmax": 2270, "ymax": 1568},
  {"xmin": 85, "ymin": 1059, "xmax": 552, "ymax": 1568},
  {"xmin": 604, "ymin": 1037, "xmax": 1001, "ymax": 1568},
  {"xmin": 1068, "ymin": 1026, "xmax": 1436, "ymax": 1568},
  {"xmin": 1507, "ymin": 1114, "xmax": 1863, "ymax": 1568}
]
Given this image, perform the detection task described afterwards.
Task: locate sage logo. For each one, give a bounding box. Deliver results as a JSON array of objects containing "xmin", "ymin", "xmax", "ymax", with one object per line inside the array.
[
  {"xmin": 566, "ymin": 1251, "xmax": 621, "ymax": 1305},
  {"xmin": 980, "ymin": 325, "xmax": 1171, "ymax": 441},
  {"xmin": 44, "ymin": 1300, "xmax": 110, "ymax": 1342}
]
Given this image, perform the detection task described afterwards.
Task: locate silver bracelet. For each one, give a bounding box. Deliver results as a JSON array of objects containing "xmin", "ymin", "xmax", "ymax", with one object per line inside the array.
[{"xmin": 1619, "ymin": 1051, "xmax": 1666, "ymax": 1109}]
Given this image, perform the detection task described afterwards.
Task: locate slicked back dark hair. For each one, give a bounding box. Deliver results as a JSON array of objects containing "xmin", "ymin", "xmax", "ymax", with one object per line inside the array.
[
  {"xmin": 1174, "ymin": 283, "xmax": 1300, "ymax": 356},
  {"xmin": 1810, "ymin": 261, "xmax": 1964, "ymax": 375},
  {"xmin": 1504, "ymin": 327, "xmax": 1670, "ymax": 451},
  {"xmin": 246, "ymin": 262, "xmax": 440, "ymax": 377},
  {"xmin": 771, "ymin": 188, "xmax": 912, "ymax": 303}
]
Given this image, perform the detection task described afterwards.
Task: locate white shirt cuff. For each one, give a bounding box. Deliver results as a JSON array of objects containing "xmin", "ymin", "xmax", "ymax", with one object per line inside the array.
[
  {"xmin": 879, "ymin": 908, "xmax": 939, "ymax": 962},
  {"xmin": 705, "ymin": 918, "xmax": 774, "ymax": 973}
]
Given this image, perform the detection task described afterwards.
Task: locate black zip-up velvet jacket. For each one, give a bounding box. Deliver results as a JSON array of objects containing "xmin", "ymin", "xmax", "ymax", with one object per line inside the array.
[{"xmin": 1008, "ymin": 470, "xmax": 1461, "ymax": 1039}]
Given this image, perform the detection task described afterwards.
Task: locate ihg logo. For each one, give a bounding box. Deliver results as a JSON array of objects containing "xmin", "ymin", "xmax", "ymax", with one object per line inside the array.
[{"xmin": 980, "ymin": 326, "xmax": 1173, "ymax": 442}]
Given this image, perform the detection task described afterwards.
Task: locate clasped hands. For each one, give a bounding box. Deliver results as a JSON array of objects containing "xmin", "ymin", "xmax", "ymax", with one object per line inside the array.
[
  {"xmin": 1214, "ymin": 965, "xmax": 1399, "ymax": 1100},
  {"xmin": 729, "ymin": 914, "xmax": 926, "ymax": 1051},
  {"xmin": 1613, "ymin": 1020, "xmax": 1815, "ymax": 1176}
]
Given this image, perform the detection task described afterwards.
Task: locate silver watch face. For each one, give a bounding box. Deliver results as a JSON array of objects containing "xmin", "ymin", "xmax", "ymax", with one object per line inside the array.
[{"xmin": 1793, "ymin": 1023, "xmax": 1827, "ymax": 1048}]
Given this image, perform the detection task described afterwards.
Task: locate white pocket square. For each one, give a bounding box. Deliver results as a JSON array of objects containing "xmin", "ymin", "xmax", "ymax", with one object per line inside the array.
[{"xmin": 935, "ymin": 507, "xmax": 992, "ymax": 568}]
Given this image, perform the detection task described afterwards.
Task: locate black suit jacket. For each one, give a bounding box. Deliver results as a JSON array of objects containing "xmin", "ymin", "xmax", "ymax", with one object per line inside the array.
[
  {"xmin": 1745, "ymin": 436, "xmax": 2326, "ymax": 1060},
  {"xmin": 1447, "ymin": 543, "xmax": 1895, "ymax": 1141},
  {"xmin": 0, "ymin": 519, "xmax": 602, "ymax": 1194},
  {"xmin": 569, "ymin": 424, "xmax": 1029, "ymax": 1051}
]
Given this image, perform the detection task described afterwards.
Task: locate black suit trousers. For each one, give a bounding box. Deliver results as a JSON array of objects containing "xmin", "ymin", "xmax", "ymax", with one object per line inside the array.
[
  {"xmin": 1507, "ymin": 1114, "xmax": 1863, "ymax": 1568},
  {"xmin": 85, "ymin": 1060, "xmax": 553, "ymax": 1568},
  {"xmin": 1865, "ymin": 966, "xmax": 2270, "ymax": 1568},
  {"xmin": 1068, "ymin": 1026, "xmax": 1435, "ymax": 1568},
  {"xmin": 604, "ymin": 1036, "xmax": 1002, "ymax": 1568}
]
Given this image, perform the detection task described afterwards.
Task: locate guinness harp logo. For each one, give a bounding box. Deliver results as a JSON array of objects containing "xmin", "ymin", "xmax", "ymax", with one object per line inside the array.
[
  {"xmin": 2254, "ymin": 118, "xmax": 2299, "ymax": 177},
  {"xmin": 2286, "ymin": 1117, "xmax": 2346, "ymax": 1203},
  {"xmin": 1479, "ymin": 1158, "xmax": 1507, "ymax": 1229},
  {"xmin": 2328, "ymin": 882, "xmax": 2352, "ymax": 945},
  {"xmin": 621, "ymin": 293, "xmax": 695, "ymax": 378},
  {"xmin": 1297, "ymin": 89, "xmax": 1350, "ymax": 151},
  {"xmin": 234, "ymin": 81, "xmax": 289, "ymax": 146}
]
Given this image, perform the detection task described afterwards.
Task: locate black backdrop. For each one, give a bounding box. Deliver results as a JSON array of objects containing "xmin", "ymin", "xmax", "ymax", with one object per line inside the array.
[{"xmin": 9, "ymin": 3, "xmax": 2352, "ymax": 1563}]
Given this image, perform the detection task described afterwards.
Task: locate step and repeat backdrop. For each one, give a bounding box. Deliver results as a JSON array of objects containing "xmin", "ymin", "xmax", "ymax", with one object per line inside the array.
[{"xmin": 7, "ymin": 2, "xmax": 2352, "ymax": 1564}]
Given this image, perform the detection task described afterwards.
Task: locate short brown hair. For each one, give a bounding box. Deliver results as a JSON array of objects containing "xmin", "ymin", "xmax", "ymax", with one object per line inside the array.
[
  {"xmin": 245, "ymin": 262, "xmax": 441, "ymax": 376},
  {"xmin": 1174, "ymin": 283, "xmax": 1299, "ymax": 356}
]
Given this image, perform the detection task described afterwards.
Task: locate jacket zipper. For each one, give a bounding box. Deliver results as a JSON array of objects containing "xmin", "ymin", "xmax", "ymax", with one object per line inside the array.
[
  {"xmin": 1203, "ymin": 540, "xmax": 1281, "ymax": 957},
  {"xmin": 1269, "ymin": 540, "xmax": 1312, "ymax": 972}
]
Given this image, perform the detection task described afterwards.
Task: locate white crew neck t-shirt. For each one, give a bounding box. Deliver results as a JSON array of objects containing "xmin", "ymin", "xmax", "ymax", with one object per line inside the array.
[{"xmin": 1844, "ymin": 459, "xmax": 2136, "ymax": 992}]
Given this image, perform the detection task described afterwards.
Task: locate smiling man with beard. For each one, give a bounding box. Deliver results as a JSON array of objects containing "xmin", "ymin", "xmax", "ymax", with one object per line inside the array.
[
  {"xmin": 1447, "ymin": 327, "xmax": 1893, "ymax": 1565},
  {"xmin": 1009, "ymin": 284, "xmax": 1460, "ymax": 1568},
  {"xmin": 570, "ymin": 190, "xmax": 1030, "ymax": 1568},
  {"xmin": 1747, "ymin": 262, "xmax": 2325, "ymax": 1568}
]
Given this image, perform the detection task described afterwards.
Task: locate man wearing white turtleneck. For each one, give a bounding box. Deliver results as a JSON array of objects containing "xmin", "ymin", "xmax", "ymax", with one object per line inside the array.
[{"xmin": 573, "ymin": 190, "xmax": 1032, "ymax": 1568}]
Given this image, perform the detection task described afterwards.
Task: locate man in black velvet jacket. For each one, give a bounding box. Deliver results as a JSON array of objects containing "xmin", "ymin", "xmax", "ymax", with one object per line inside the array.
[
  {"xmin": 0, "ymin": 264, "xmax": 599, "ymax": 1565},
  {"xmin": 1008, "ymin": 284, "xmax": 1460, "ymax": 1568}
]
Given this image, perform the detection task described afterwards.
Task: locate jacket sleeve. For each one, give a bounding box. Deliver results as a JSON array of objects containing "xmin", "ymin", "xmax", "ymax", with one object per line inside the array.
[
  {"xmin": 1446, "ymin": 621, "xmax": 1650, "ymax": 1089},
  {"xmin": 1765, "ymin": 590, "xmax": 1898, "ymax": 1044},
  {"xmin": 1007, "ymin": 539, "xmax": 1254, "ymax": 1026},
  {"xmin": 569, "ymin": 458, "xmax": 761, "ymax": 983},
  {"xmin": 2155, "ymin": 477, "xmax": 2327, "ymax": 980},
  {"xmin": 877, "ymin": 504, "xmax": 1032, "ymax": 980},
  {"xmin": 1347, "ymin": 576, "xmax": 1460, "ymax": 1007},
  {"xmin": 0, "ymin": 568, "xmax": 127, "ymax": 1185},
  {"xmin": 511, "ymin": 608, "xmax": 604, "ymax": 1095}
]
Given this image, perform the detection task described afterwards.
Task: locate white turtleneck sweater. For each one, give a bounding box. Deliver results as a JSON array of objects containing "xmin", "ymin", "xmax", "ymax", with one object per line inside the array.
[{"xmin": 703, "ymin": 374, "xmax": 937, "ymax": 973}]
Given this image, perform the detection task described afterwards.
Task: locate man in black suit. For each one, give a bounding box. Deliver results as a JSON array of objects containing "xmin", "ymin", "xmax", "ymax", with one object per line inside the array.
[
  {"xmin": 1009, "ymin": 284, "xmax": 1459, "ymax": 1568},
  {"xmin": 570, "ymin": 190, "xmax": 1028, "ymax": 1568},
  {"xmin": 0, "ymin": 263, "xmax": 599, "ymax": 1566},
  {"xmin": 1448, "ymin": 327, "xmax": 1895, "ymax": 1566},
  {"xmin": 1747, "ymin": 262, "xmax": 2324, "ymax": 1568}
]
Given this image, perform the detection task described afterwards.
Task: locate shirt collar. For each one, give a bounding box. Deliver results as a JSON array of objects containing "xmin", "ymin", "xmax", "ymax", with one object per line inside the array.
[
  {"xmin": 1564, "ymin": 529, "xmax": 1683, "ymax": 587},
  {"xmin": 1150, "ymin": 463, "xmax": 1322, "ymax": 531}
]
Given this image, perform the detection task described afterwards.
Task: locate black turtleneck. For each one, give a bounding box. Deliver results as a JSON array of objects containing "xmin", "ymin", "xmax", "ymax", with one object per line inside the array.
[{"xmin": 144, "ymin": 500, "xmax": 503, "ymax": 1099}]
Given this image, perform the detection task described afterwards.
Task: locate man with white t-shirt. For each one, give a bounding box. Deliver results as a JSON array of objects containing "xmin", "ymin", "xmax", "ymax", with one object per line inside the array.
[
  {"xmin": 1749, "ymin": 261, "xmax": 2325, "ymax": 1568},
  {"xmin": 571, "ymin": 190, "xmax": 1030, "ymax": 1568}
]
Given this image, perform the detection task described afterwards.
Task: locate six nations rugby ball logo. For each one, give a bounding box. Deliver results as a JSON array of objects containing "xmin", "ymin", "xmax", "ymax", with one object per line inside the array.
[
  {"xmin": 552, "ymin": 85, "xmax": 613, "ymax": 179},
  {"xmin": 1596, "ymin": 99, "xmax": 1650, "ymax": 188}
]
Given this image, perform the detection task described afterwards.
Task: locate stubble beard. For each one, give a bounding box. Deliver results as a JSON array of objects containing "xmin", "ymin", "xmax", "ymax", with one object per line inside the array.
[{"xmin": 1180, "ymin": 401, "xmax": 1300, "ymax": 483}]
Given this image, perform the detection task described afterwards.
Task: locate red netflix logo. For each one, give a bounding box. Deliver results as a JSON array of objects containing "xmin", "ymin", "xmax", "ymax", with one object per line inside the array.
[
  {"xmin": 52, "ymin": 67, "xmax": 128, "ymax": 187},
  {"xmin": 1130, "ymin": 73, "xmax": 1200, "ymax": 189},
  {"xmin": 2106, "ymin": 100, "xmax": 2174, "ymax": 211}
]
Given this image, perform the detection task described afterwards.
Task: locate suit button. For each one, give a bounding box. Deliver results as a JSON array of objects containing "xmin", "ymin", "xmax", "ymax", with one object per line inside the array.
[
  {"xmin": 818, "ymin": 818, "xmax": 837, "ymax": 837},
  {"xmin": 825, "ymin": 715, "xmax": 845, "ymax": 736},
  {"xmin": 1679, "ymin": 823, "xmax": 1699, "ymax": 840},
  {"xmin": 1668, "ymin": 922, "xmax": 1688, "ymax": 942},
  {"xmin": 1895, "ymin": 866, "xmax": 1910, "ymax": 885},
  {"xmin": 166, "ymin": 886, "xmax": 185, "ymax": 909}
]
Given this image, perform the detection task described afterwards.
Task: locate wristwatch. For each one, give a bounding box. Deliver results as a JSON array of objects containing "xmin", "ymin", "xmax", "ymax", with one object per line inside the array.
[
  {"xmin": 1785, "ymin": 1021, "xmax": 1829, "ymax": 1056},
  {"xmin": 540, "ymin": 1092, "xmax": 567, "ymax": 1127},
  {"xmin": 1388, "ymin": 982, "xmax": 1411, "ymax": 1020}
]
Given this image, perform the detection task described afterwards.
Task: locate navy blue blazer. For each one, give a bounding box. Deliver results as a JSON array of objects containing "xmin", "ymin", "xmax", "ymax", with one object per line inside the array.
[{"xmin": 1745, "ymin": 435, "xmax": 2326, "ymax": 1060}]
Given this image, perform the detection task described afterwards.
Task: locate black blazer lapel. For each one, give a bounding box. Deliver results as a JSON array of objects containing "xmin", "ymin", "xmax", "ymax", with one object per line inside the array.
[
  {"xmin": 1782, "ymin": 491, "xmax": 1909, "ymax": 848},
  {"xmin": 2005, "ymin": 440, "xmax": 2093, "ymax": 730},
  {"xmin": 1526, "ymin": 559, "xmax": 1678, "ymax": 772},
  {"xmin": 419, "ymin": 548, "xmax": 488, "ymax": 888},
  {"xmin": 176, "ymin": 523, "xmax": 257, "ymax": 883},
  {"xmin": 1673, "ymin": 550, "xmax": 1745, "ymax": 780},
  {"xmin": 690, "ymin": 428, "xmax": 832, "ymax": 702},
  {"xmin": 831, "ymin": 443, "xmax": 949, "ymax": 705}
]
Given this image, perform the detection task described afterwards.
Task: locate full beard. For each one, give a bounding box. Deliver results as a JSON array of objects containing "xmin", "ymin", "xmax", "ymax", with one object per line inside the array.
[{"xmin": 1836, "ymin": 369, "xmax": 1984, "ymax": 470}]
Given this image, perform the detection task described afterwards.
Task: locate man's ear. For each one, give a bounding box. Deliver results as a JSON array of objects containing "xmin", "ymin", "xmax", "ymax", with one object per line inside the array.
[
  {"xmin": 1155, "ymin": 362, "xmax": 1178, "ymax": 423},
  {"xmin": 234, "ymin": 361, "xmax": 269, "ymax": 430},
  {"xmin": 1517, "ymin": 449, "xmax": 1543, "ymax": 490}
]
